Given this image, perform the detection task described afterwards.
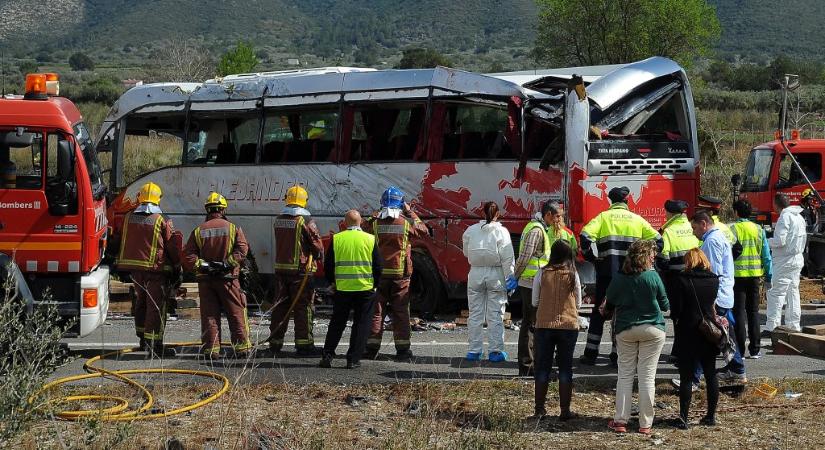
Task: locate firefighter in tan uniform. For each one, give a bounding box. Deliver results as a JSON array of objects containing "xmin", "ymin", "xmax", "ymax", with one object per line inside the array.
[
  {"xmin": 116, "ymin": 182, "xmax": 182, "ymax": 358},
  {"xmin": 266, "ymin": 185, "xmax": 324, "ymax": 356},
  {"xmin": 362, "ymin": 187, "xmax": 429, "ymax": 361},
  {"xmin": 183, "ymin": 192, "xmax": 252, "ymax": 359}
]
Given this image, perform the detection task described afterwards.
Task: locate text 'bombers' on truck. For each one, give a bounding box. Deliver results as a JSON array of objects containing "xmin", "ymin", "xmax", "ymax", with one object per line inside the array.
[
  {"xmin": 98, "ymin": 57, "xmax": 699, "ymax": 314},
  {"xmin": 0, "ymin": 73, "xmax": 109, "ymax": 336}
]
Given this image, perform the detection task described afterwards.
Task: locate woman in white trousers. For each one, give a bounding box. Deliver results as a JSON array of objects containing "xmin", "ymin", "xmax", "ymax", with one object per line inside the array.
[{"xmin": 462, "ymin": 201, "xmax": 515, "ymax": 362}]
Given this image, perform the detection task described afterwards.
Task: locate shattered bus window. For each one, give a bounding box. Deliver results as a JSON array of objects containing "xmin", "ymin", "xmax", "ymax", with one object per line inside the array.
[
  {"xmin": 261, "ymin": 110, "xmax": 338, "ymax": 163},
  {"xmin": 525, "ymin": 116, "xmax": 562, "ymax": 164},
  {"xmin": 440, "ymin": 103, "xmax": 513, "ymax": 160},
  {"xmin": 187, "ymin": 111, "xmax": 258, "ymax": 165},
  {"xmin": 350, "ymin": 104, "xmax": 425, "ymax": 162},
  {"xmin": 594, "ymin": 79, "xmax": 688, "ymax": 141}
]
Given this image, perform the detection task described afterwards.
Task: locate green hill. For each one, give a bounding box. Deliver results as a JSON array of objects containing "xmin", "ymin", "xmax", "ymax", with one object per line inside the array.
[
  {"xmin": 1, "ymin": 0, "xmax": 824, "ymax": 71},
  {"xmin": 708, "ymin": 0, "xmax": 825, "ymax": 61}
]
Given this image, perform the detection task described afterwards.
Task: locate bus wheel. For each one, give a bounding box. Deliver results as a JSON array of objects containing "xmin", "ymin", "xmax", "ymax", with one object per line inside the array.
[{"xmin": 410, "ymin": 252, "xmax": 445, "ymax": 319}]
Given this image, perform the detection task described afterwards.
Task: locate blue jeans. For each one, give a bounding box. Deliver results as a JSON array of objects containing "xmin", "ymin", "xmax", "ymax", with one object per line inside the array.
[
  {"xmin": 693, "ymin": 305, "xmax": 745, "ymax": 382},
  {"xmin": 534, "ymin": 328, "xmax": 578, "ymax": 383}
]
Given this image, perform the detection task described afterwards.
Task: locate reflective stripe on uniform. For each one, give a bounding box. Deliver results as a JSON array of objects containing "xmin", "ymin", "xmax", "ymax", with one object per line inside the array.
[
  {"xmin": 519, "ymin": 221, "xmax": 550, "ymax": 280},
  {"xmin": 274, "ymin": 216, "xmax": 304, "ymax": 272},
  {"xmin": 374, "ymin": 219, "xmax": 410, "ymax": 277},
  {"xmin": 660, "ymin": 214, "xmax": 700, "ymax": 271},
  {"xmin": 730, "ymin": 219, "xmax": 765, "ymax": 277},
  {"xmin": 581, "ymin": 203, "xmax": 661, "ymax": 259},
  {"xmin": 333, "ymin": 229, "xmax": 375, "ymax": 291},
  {"xmin": 118, "ymin": 212, "xmax": 164, "ymax": 269}
]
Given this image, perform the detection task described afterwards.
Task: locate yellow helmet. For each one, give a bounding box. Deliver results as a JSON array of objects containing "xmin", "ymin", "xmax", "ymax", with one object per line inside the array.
[
  {"xmin": 802, "ymin": 188, "xmax": 814, "ymax": 199},
  {"xmin": 204, "ymin": 192, "xmax": 228, "ymax": 210},
  {"xmin": 285, "ymin": 185, "xmax": 308, "ymax": 208},
  {"xmin": 137, "ymin": 182, "xmax": 162, "ymax": 205}
]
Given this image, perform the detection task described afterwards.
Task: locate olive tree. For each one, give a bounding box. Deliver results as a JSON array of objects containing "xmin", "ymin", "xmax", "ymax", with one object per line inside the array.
[{"xmin": 533, "ymin": 0, "xmax": 721, "ymax": 67}]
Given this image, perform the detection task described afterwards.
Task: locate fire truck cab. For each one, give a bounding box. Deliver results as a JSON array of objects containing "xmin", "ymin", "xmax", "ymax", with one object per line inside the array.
[
  {"xmin": 738, "ymin": 137, "xmax": 825, "ymax": 228},
  {"xmin": 0, "ymin": 74, "xmax": 109, "ymax": 336}
]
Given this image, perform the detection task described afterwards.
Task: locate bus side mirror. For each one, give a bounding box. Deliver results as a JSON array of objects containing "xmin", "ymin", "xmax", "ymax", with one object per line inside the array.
[
  {"xmin": 57, "ymin": 140, "xmax": 75, "ymax": 181},
  {"xmin": 730, "ymin": 174, "xmax": 741, "ymax": 187}
]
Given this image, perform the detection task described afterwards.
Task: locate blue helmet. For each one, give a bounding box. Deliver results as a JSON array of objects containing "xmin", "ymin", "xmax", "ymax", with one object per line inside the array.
[{"xmin": 380, "ymin": 186, "xmax": 405, "ymax": 209}]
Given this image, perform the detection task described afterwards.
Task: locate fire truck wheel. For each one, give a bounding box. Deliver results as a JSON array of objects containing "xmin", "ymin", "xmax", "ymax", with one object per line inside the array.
[{"xmin": 410, "ymin": 252, "xmax": 445, "ymax": 318}]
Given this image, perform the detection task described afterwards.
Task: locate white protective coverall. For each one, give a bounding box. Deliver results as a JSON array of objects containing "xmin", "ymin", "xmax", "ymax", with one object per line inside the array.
[
  {"xmin": 462, "ymin": 220, "xmax": 515, "ymax": 355},
  {"xmin": 765, "ymin": 205, "xmax": 808, "ymax": 332}
]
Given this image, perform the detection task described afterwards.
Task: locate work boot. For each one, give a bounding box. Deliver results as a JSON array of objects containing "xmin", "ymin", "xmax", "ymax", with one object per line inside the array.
[
  {"xmin": 558, "ymin": 382, "xmax": 575, "ymax": 421},
  {"xmin": 395, "ymin": 349, "xmax": 414, "ymax": 362},
  {"xmin": 319, "ymin": 354, "xmax": 333, "ymax": 368},
  {"xmin": 233, "ymin": 349, "xmax": 252, "ymax": 360},
  {"xmin": 363, "ymin": 348, "xmax": 380, "ymax": 360},
  {"xmin": 534, "ymin": 381, "xmax": 549, "ymax": 418},
  {"xmin": 609, "ymin": 352, "xmax": 618, "ymax": 369},
  {"xmin": 147, "ymin": 343, "xmax": 177, "ymax": 359},
  {"xmin": 578, "ymin": 354, "xmax": 596, "ymax": 366},
  {"xmin": 699, "ymin": 415, "xmax": 717, "ymax": 426},
  {"xmin": 346, "ymin": 359, "xmax": 361, "ymax": 369},
  {"xmin": 136, "ymin": 337, "xmax": 149, "ymax": 352},
  {"xmin": 296, "ymin": 346, "xmax": 320, "ymax": 357}
]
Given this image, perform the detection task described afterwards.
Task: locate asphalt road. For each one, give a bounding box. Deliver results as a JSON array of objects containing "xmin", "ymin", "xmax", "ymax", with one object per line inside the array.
[{"xmin": 53, "ymin": 308, "xmax": 825, "ymax": 386}]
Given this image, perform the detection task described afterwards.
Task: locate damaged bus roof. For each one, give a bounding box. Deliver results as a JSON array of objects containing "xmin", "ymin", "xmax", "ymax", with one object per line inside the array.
[
  {"xmin": 103, "ymin": 66, "xmax": 543, "ymax": 120},
  {"xmin": 99, "ymin": 57, "xmax": 686, "ymax": 134}
]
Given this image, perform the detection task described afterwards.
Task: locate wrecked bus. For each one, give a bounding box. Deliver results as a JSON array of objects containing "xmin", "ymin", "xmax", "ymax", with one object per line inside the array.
[{"xmin": 96, "ymin": 57, "xmax": 699, "ymax": 313}]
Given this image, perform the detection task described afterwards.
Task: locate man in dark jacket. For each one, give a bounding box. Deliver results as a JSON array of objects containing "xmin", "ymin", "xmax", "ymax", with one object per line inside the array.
[{"xmin": 320, "ymin": 210, "xmax": 383, "ymax": 369}]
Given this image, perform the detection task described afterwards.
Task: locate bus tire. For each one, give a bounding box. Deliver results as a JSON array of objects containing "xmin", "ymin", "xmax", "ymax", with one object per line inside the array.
[{"xmin": 410, "ymin": 252, "xmax": 445, "ymax": 318}]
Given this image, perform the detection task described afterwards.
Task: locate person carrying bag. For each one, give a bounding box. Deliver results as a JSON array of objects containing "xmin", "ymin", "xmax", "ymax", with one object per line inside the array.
[{"xmin": 668, "ymin": 248, "xmax": 722, "ymax": 429}]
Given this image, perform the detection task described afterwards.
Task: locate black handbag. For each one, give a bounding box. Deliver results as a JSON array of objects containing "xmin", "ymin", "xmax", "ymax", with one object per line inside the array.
[{"xmin": 689, "ymin": 279, "xmax": 724, "ymax": 348}]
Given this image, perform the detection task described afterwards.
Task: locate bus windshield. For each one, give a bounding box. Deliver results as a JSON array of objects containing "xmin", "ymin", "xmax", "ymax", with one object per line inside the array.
[{"xmin": 741, "ymin": 147, "xmax": 774, "ymax": 192}]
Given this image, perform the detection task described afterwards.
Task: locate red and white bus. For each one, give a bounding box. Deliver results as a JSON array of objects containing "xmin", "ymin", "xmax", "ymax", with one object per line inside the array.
[{"xmin": 97, "ymin": 57, "xmax": 699, "ymax": 313}]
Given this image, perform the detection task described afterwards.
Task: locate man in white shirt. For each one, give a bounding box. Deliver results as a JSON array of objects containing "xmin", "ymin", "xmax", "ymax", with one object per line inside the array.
[{"xmin": 765, "ymin": 193, "xmax": 809, "ymax": 333}]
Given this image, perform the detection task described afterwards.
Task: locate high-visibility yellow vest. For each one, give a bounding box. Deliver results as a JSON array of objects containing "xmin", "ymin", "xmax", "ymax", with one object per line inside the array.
[
  {"xmin": 729, "ymin": 219, "xmax": 765, "ymax": 277},
  {"xmin": 580, "ymin": 203, "xmax": 660, "ymax": 258},
  {"xmin": 549, "ymin": 226, "xmax": 578, "ymax": 255},
  {"xmin": 333, "ymin": 229, "xmax": 375, "ymax": 292},
  {"xmin": 660, "ymin": 214, "xmax": 700, "ymax": 271},
  {"xmin": 713, "ymin": 216, "xmax": 737, "ymax": 245},
  {"xmin": 518, "ymin": 220, "xmax": 550, "ymax": 280}
]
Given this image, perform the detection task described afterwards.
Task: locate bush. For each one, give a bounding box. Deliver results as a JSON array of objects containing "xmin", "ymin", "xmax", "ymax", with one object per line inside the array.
[
  {"xmin": 397, "ymin": 47, "xmax": 451, "ymax": 69},
  {"xmin": 61, "ymin": 76, "xmax": 125, "ymax": 105},
  {"xmin": 68, "ymin": 52, "xmax": 95, "ymax": 71},
  {"xmin": 217, "ymin": 41, "xmax": 258, "ymax": 76},
  {"xmin": 17, "ymin": 60, "xmax": 38, "ymax": 75},
  {"xmin": 0, "ymin": 262, "xmax": 69, "ymax": 444}
]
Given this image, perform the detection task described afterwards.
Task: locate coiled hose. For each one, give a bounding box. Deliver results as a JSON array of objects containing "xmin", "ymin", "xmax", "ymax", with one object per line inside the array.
[{"xmin": 32, "ymin": 256, "xmax": 314, "ymax": 421}]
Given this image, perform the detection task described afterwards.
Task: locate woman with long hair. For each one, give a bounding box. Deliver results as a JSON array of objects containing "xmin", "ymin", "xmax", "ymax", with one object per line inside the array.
[
  {"xmin": 604, "ymin": 239, "xmax": 670, "ymax": 435},
  {"xmin": 531, "ymin": 239, "xmax": 580, "ymax": 420},
  {"xmin": 461, "ymin": 201, "xmax": 515, "ymax": 362},
  {"xmin": 669, "ymin": 247, "xmax": 720, "ymax": 428}
]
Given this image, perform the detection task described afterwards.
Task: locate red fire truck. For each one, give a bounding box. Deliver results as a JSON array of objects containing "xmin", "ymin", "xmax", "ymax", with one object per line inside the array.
[
  {"xmin": 98, "ymin": 57, "xmax": 699, "ymax": 313},
  {"xmin": 0, "ymin": 73, "xmax": 109, "ymax": 336},
  {"xmin": 735, "ymin": 74, "xmax": 825, "ymax": 276}
]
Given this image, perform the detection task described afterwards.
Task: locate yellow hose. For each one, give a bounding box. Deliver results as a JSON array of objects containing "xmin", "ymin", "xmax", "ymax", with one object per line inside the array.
[
  {"xmin": 32, "ymin": 342, "xmax": 231, "ymax": 421},
  {"xmin": 34, "ymin": 255, "xmax": 316, "ymax": 421}
]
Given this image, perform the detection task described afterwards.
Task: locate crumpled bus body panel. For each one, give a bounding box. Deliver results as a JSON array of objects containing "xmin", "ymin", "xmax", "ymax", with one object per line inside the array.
[{"xmin": 102, "ymin": 58, "xmax": 699, "ymax": 297}]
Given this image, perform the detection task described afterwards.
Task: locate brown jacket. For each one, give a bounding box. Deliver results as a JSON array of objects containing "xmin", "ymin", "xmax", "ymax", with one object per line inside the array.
[
  {"xmin": 534, "ymin": 265, "xmax": 579, "ymax": 330},
  {"xmin": 273, "ymin": 214, "xmax": 324, "ymax": 274},
  {"xmin": 362, "ymin": 211, "xmax": 428, "ymax": 279},
  {"xmin": 183, "ymin": 212, "xmax": 249, "ymax": 278},
  {"xmin": 117, "ymin": 211, "xmax": 182, "ymax": 273}
]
